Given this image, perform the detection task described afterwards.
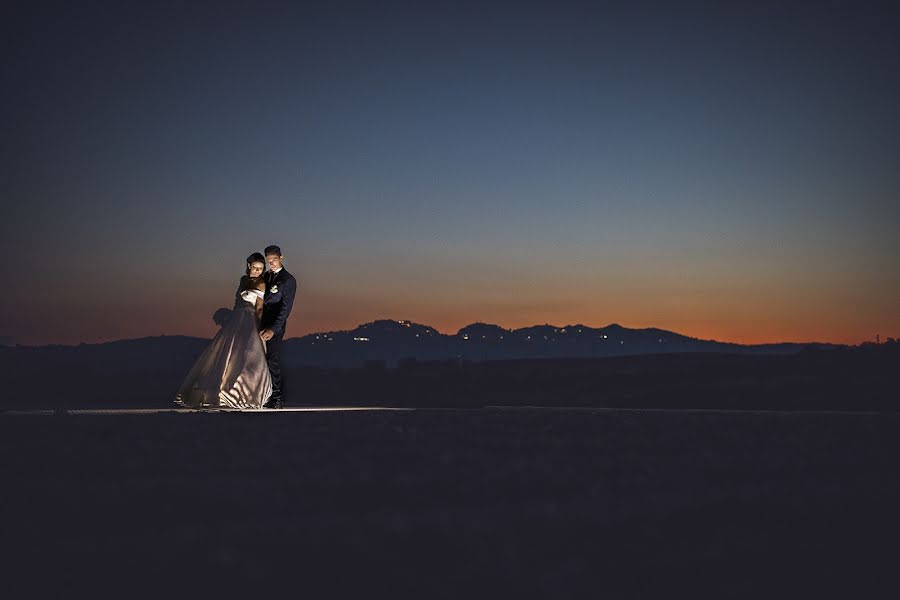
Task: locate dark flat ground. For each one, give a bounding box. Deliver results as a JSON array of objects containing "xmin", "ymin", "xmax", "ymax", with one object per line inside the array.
[{"xmin": 2, "ymin": 407, "xmax": 899, "ymax": 598}]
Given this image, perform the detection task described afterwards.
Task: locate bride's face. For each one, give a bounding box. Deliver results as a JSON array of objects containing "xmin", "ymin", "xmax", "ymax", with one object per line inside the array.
[{"xmin": 248, "ymin": 261, "xmax": 265, "ymax": 278}]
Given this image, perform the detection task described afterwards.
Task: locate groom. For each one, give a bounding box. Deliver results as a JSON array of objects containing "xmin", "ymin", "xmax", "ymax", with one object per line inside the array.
[{"xmin": 259, "ymin": 244, "xmax": 298, "ymax": 409}]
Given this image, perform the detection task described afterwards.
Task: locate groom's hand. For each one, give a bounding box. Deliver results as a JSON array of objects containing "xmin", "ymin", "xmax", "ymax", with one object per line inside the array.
[{"xmin": 260, "ymin": 329, "xmax": 275, "ymax": 341}]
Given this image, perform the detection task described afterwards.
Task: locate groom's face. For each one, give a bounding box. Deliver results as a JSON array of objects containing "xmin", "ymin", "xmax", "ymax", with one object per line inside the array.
[{"xmin": 266, "ymin": 253, "xmax": 283, "ymax": 271}]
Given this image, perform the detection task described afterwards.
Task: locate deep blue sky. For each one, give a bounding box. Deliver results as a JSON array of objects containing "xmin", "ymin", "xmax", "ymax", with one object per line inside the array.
[{"xmin": 2, "ymin": 0, "xmax": 898, "ymax": 345}]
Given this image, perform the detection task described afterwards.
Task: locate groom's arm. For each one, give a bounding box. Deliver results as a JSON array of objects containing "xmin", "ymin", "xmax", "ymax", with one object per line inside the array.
[{"xmin": 270, "ymin": 276, "xmax": 297, "ymax": 336}]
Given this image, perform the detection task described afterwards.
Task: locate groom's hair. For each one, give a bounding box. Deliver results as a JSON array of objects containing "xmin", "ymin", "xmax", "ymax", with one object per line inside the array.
[
  {"xmin": 264, "ymin": 244, "xmax": 282, "ymax": 256},
  {"xmin": 246, "ymin": 252, "xmax": 266, "ymax": 276}
]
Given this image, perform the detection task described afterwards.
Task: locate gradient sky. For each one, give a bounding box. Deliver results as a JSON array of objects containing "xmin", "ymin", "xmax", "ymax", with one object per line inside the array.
[{"xmin": 2, "ymin": 0, "xmax": 898, "ymax": 346}]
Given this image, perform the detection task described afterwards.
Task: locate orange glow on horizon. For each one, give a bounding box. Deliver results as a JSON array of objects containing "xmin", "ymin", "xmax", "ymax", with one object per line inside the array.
[
  {"xmin": 7, "ymin": 269, "xmax": 896, "ymax": 348},
  {"xmin": 9, "ymin": 311, "xmax": 890, "ymax": 348}
]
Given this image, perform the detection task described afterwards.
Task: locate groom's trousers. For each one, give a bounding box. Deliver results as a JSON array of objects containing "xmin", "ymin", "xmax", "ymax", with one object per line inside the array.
[{"xmin": 265, "ymin": 334, "xmax": 284, "ymax": 406}]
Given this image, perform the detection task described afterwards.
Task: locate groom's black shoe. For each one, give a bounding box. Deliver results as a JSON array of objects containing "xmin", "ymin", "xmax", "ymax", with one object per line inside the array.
[{"xmin": 263, "ymin": 399, "xmax": 283, "ymax": 409}]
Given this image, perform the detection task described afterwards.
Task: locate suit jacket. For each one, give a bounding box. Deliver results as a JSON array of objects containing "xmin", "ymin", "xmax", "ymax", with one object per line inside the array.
[{"xmin": 261, "ymin": 268, "xmax": 298, "ymax": 337}]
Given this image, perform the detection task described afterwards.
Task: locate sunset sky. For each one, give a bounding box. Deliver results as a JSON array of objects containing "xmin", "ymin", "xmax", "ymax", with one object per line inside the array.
[{"xmin": 2, "ymin": 0, "xmax": 898, "ymax": 346}]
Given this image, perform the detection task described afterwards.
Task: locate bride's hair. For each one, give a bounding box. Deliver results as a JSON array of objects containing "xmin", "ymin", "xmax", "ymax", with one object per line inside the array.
[{"xmin": 246, "ymin": 252, "xmax": 266, "ymax": 277}]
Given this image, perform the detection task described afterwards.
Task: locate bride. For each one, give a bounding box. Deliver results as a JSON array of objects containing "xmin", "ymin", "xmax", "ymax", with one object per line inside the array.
[{"xmin": 175, "ymin": 253, "xmax": 273, "ymax": 409}]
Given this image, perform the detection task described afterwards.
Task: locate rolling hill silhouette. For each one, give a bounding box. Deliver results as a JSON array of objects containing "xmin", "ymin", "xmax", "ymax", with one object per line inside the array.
[
  {"xmin": 284, "ymin": 319, "xmax": 839, "ymax": 368},
  {"xmin": 2, "ymin": 318, "xmax": 841, "ymax": 371},
  {"xmin": 6, "ymin": 317, "xmax": 885, "ymax": 411}
]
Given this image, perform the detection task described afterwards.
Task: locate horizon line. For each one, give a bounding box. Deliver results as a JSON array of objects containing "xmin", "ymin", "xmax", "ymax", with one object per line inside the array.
[{"xmin": 2, "ymin": 316, "xmax": 879, "ymax": 349}]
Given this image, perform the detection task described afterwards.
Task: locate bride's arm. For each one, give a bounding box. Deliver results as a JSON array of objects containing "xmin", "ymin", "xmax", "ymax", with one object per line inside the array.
[
  {"xmin": 254, "ymin": 280, "xmax": 266, "ymax": 321},
  {"xmin": 235, "ymin": 275, "xmax": 249, "ymax": 301},
  {"xmin": 240, "ymin": 281, "xmax": 265, "ymax": 309}
]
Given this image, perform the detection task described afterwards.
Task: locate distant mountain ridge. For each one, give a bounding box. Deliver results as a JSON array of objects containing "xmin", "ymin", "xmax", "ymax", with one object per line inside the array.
[
  {"xmin": 2, "ymin": 319, "xmax": 843, "ymax": 369},
  {"xmin": 289, "ymin": 319, "xmax": 841, "ymax": 367}
]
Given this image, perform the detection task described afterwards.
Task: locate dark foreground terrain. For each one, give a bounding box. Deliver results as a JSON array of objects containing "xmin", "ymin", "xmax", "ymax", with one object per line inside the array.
[
  {"xmin": 2, "ymin": 407, "xmax": 899, "ymax": 597},
  {"xmin": 2, "ymin": 340, "xmax": 897, "ymax": 412}
]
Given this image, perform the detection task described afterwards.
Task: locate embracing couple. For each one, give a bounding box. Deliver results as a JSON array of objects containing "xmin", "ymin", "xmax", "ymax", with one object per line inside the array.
[{"xmin": 175, "ymin": 245, "xmax": 297, "ymax": 410}]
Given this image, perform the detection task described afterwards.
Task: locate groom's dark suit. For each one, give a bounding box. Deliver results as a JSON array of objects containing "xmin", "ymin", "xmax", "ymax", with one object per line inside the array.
[{"xmin": 261, "ymin": 267, "xmax": 298, "ymax": 407}]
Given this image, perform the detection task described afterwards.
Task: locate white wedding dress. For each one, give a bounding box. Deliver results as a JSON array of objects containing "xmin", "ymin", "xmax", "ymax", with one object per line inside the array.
[{"xmin": 175, "ymin": 282, "xmax": 273, "ymax": 409}]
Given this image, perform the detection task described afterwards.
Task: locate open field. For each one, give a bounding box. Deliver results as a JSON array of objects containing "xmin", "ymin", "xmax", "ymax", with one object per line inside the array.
[
  {"xmin": 2, "ymin": 406, "xmax": 898, "ymax": 597},
  {"xmin": 2, "ymin": 342, "xmax": 897, "ymax": 413}
]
